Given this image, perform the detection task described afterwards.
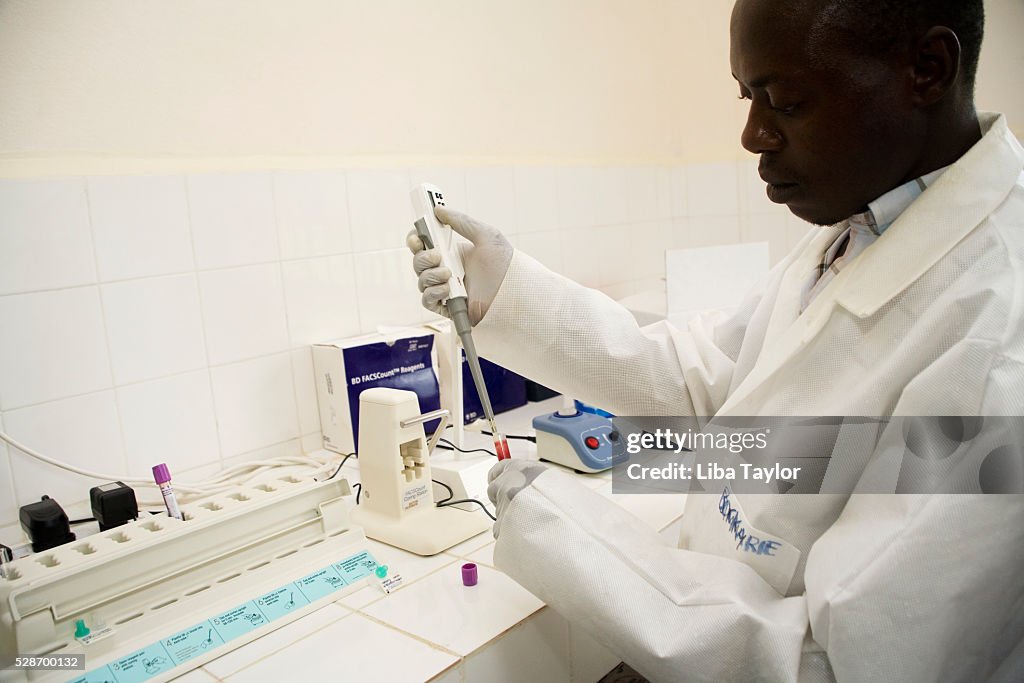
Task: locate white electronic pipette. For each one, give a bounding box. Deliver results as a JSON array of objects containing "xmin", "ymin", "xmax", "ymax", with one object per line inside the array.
[{"xmin": 411, "ymin": 184, "xmax": 511, "ymax": 460}]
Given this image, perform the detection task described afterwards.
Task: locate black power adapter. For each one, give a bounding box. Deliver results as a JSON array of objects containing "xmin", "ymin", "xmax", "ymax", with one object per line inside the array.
[
  {"xmin": 90, "ymin": 482, "xmax": 139, "ymax": 531},
  {"xmin": 19, "ymin": 496, "xmax": 76, "ymax": 552}
]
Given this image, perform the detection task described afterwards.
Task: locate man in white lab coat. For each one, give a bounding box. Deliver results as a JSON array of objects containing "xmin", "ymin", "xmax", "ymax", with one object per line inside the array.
[{"xmin": 409, "ymin": 0, "xmax": 1023, "ymax": 681}]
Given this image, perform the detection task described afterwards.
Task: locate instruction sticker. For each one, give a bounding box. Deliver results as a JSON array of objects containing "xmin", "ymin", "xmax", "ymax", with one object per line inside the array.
[
  {"xmin": 68, "ymin": 667, "xmax": 117, "ymax": 683},
  {"xmin": 210, "ymin": 601, "xmax": 268, "ymax": 641},
  {"xmin": 256, "ymin": 585, "xmax": 310, "ymax": 620},
  {"xmin": 77, "ymin": 549, "xmax": 378, "ymax": 683},
  {"xmin": 109, "ymin": 644, "xmax": 174, "ymax": 683},
  {"xmin": 163, "ymin": 622, "xmax": 224, "ymax": 665},
  {"xmin": 295, "ymin": 566, "xmax": 346, "ymax": 602},
  {"xmin": 332, "ymin": 551, "xmax": 376, "ymax": 583}
]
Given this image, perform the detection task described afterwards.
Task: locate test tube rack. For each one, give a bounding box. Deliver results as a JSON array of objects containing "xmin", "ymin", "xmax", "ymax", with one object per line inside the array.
[{"xmin": 0, "ymin": 475, "xmax": 371, "ymax": 683}]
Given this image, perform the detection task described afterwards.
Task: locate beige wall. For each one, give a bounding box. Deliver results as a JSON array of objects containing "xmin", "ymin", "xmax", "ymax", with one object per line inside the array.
[
  {"xmin": 0, "ymin": 0, "xmax": 1020, "ymax": 176},
  {"xmin": 975, "ymin": 0, "xmax": 1024, "ymax": 133}
]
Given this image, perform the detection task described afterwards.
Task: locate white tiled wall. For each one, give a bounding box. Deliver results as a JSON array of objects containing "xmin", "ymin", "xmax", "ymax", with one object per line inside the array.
[{"xmin": 0, "ymin": 162, "xmax": 808, "ymax": 528}]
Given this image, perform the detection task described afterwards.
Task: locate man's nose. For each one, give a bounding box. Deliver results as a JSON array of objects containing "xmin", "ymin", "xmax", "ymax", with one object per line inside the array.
[{"xmin": 740, "ymin": 104, "xmax": 784, "ymax": 155}]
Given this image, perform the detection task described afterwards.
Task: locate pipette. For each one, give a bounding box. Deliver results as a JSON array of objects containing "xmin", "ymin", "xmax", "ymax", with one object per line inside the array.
[{"xmin": 411, "ymin": 184, "xmax": 511, "ymax": 460}]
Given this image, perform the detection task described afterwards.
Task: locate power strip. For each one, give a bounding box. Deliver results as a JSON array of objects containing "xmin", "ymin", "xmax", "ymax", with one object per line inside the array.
[{"xmin": 0, "ymin": 475, "xmax": 371, "ymax": 683}]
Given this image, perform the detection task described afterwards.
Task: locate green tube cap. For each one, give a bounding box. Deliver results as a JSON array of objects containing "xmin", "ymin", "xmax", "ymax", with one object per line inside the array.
[{"xmin": 74, "ymin": 619, "xmax": 90, "ymax": 638}]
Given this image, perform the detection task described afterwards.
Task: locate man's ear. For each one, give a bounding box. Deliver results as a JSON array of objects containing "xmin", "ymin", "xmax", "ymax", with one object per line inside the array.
[{"xmin": 910, "ymin": 26, "xmax": 961, "ymax": 106}]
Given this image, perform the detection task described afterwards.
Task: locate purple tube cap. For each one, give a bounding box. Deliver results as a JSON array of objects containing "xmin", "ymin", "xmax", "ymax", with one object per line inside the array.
[
  {"xmin": 152, "ymin": 463, "xmax": 171, "ymax": 484},
  {"xmin": 461, "ymin": 562, "xmax": 478, "ymax": 587}
]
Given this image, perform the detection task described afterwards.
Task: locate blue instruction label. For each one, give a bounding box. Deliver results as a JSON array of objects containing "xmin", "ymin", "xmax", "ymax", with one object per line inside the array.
[
  {"xmin": 332, "ymin": 551, "xmax": 376, "ymax": 583},
  {"xmin": 76, "ymin": 549, "xmax": 376, "ymax": 683},
  {"xmin": 295, "ymin": 566, "xmax": 346, "ymax": 602},
  {"xmin": 163, "ymin": 622, "xmax": 224, "ymax": 666},
  {"xmin": 68, "ymin": 667, "xmax": 117, "ymax": 683},
  {"xmin": 108, "ymin": 644, "xmax": 174, "ymax": 683},
  {"xmin": 255, "ymin": 585, "xmax": 310, "ymax": 621},
  {"xmin": 210, "ymin": 601, "xmax": 268, "ymax": 641}
]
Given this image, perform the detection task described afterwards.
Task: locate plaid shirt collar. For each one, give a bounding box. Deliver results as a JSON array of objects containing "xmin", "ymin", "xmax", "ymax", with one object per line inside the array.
[
  {"xmin": 815, "ymin": 165, "xmax": 951, "ymax": 279},
  {"xmin": 804, "ymin": 165, "xmax": 951, "ymax": 310}
]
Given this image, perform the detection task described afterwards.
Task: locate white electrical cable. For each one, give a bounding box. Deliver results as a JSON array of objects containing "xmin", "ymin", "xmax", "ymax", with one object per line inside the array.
[
  {"xmin": 200, "ymin": 456, "xmax": 329, "ymax": 484},
  {"xmin": 0, "ymin": 428, "xmax": 338, "ymax": 501},
  {"xmin": 0, "ymin": 428, "xmax": 213, "ymax": 494}
]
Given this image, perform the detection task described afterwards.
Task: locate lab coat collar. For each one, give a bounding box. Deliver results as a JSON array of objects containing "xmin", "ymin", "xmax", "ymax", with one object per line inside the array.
[
  {"xmin": 761, "ymin": 223, "xmax": 846, "ymax": 346},
  {"xmin": 831, "ymin": 112, "xmax": 1024, "ymax": 319}
]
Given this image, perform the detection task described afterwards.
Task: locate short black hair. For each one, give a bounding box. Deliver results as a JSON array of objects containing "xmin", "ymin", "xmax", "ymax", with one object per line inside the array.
[{"xmin": 818, "ymin": 0, "xmax": 986, "ymax": 88}]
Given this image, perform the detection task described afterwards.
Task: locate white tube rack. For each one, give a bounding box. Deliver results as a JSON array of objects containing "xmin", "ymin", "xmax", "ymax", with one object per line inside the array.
[{"xmin": 0, "ymin": 475, "xmax": 371, "ymax": 683}]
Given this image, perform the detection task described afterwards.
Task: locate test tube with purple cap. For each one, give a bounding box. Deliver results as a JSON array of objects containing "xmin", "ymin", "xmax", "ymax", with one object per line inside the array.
[{"xmin": 152, "ymin": 463, "xmax": 183, "ymax": 520}]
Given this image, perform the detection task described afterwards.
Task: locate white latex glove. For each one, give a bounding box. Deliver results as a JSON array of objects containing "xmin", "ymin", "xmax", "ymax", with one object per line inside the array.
[
  {"xmin": 486, "ymin": 459, "xmax": 548, "ymax": 538},
  {"xmin": 405, "ymin": 206, "xmax": 513, "ymax": 325}
]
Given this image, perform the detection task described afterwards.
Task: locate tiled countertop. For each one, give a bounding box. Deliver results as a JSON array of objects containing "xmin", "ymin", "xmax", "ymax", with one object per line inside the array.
[{"xmin": 158, "ymin": 400, "xmax": 687, "ymax": 683}]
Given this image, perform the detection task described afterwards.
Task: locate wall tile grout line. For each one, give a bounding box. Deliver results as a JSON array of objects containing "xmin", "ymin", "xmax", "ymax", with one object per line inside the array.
[
  {"xmin": 269, "ymin": 171, "xmax": 307, "ymax": 455},
  {"xmin": 343, "ymin": 171, "xmax": 365, "ymax": 336},
  {"xmin": 83, "ymin": 176, "xmax": 133, "ymax": 480},
  {"xmin": 0, "ymin": 345, "xmax": 329, "ymax": 415},
  {"xmin": 0, "ymin": 412, "xmax": 18, "ymax": 522},
  {"xmin": 209, "ymin": 604, "xmax": 354, "ymax": 681},
  {"xmin": 183, "ymin": 174, "xmax": 227, "ymax": 473},
  {"xmin": 0, "ymin": 250, "xmax": 354, "ymax": 298}
]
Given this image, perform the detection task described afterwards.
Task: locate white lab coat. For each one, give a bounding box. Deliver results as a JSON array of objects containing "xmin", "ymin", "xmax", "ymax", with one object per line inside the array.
[{"xmin": 472, "ymin": 113, "xmax": 1024, "ymax": 682}]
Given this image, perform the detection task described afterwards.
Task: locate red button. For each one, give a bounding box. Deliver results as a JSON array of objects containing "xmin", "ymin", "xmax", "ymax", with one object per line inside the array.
[{"xmin": 584, "ymin": 436, "xmax": 600, "ymax": 450}]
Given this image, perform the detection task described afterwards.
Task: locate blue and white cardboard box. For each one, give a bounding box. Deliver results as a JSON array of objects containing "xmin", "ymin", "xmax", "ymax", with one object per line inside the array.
[
  {"xmin": 312, "ymin": 328, "xmax": 441, "ymax": 455},
  {"xmin": 461, "ymin": 354, "xmax": 527, "ymax": 424},
  {"xmin": 426, "ymin": 320, "xmax": 527, "ymax": 425}
]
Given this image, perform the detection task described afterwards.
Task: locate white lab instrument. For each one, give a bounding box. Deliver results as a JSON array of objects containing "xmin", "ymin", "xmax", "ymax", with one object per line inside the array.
[
  {"xmin": 428, "ymin": 445, "xmax": 496, "ymax": 514},
  {"xmin": 411, "ymin": 184, "xmax": 468, "ymax": 300},
  {"xmin": 411, "ymin": 183, "xmax": 511, "ymax": 461},
  {"xmin": 665, "ymin": 242, "xmax": 769, "ymax": 327},
  {"xmin": 424, "ymin": 320, "xmax": 498, "ymax": 513},
  {"xmin": 533, "ymin": 397, "xmax": 620, "ymax": 473},
  {"xmin": 0, "ymin": 476, "xmax": 371, "ymax": 683},
  {"xmin": 351, "ymin": 388, "xmax": 490, "ymax": 555}
]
